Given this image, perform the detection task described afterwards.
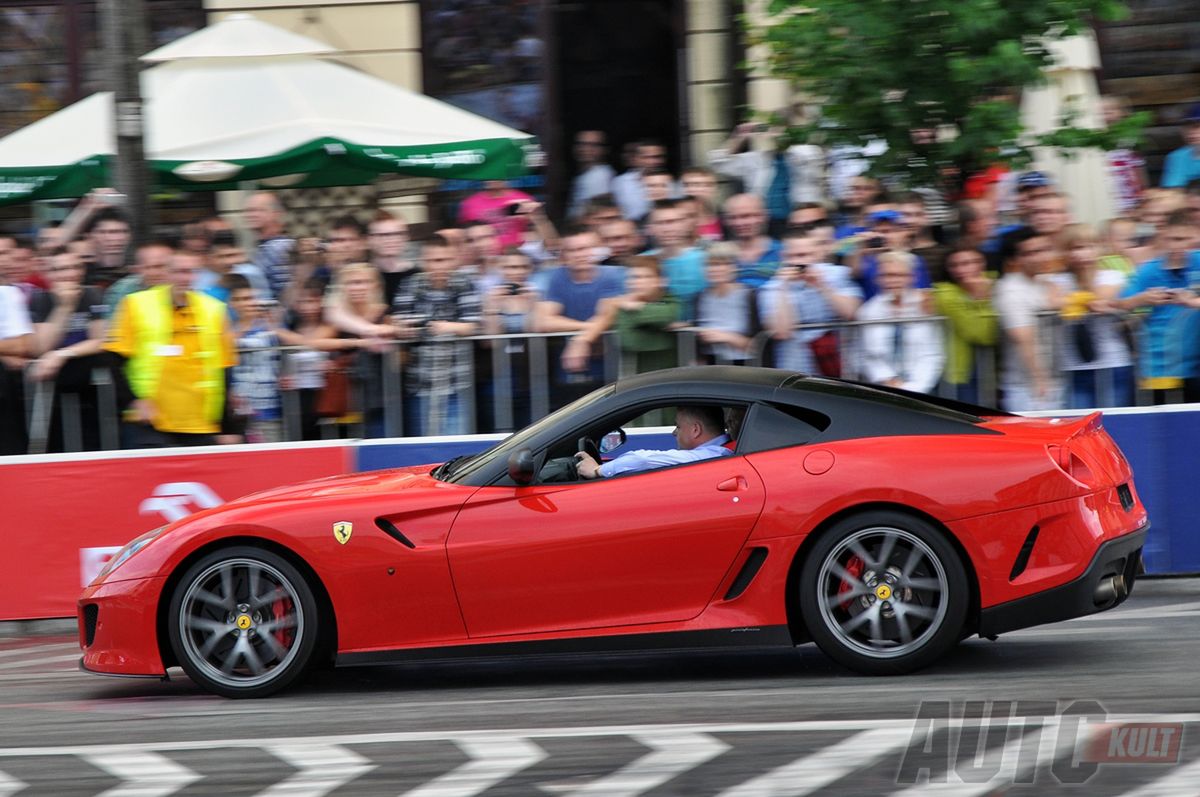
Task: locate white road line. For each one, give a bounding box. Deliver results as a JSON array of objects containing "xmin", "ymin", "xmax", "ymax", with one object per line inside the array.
[
  {"xmin": 403, "ymin": 737, "xmax": 546, "ymax": 797},
  {"xmin": 1118, "ymin": 755, "xmax": 1200, "ymax": 797},
  {"xmin": 80, "ymin": 750, "xmax": 201, "ymax": 797},
  {"xmin": 566, "ymin": 731, "xmax": 729, "ymax": 796},
  {"xmin": 260, "ymin": 743, "xmax": 375, "ymax": 797},
  {"xmin": 717, "ymin": 726, "xmax": 919, "ymax": 797},
  {"xmin": 0, "ymin": 767, "xmax": 26, "ymax": 797},
  {"xmin": 0, "ymin": 643, "xmax": 77, "ymax": 661},
  {"xmin": 1, "ymin": 717, "xmax": 1199, "ymax": 758},
  {"xmin": 0, "ymin": 653, "xmax": 86, "ymax": 671}
]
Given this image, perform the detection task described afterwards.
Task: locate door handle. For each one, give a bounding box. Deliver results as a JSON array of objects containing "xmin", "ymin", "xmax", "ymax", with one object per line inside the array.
[{"xmin": 717, "ymin": 476, "xmax": 748, "ymax": 492}]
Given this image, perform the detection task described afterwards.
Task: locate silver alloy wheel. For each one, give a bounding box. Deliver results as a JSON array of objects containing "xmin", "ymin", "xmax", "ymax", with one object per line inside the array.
[
  {"xmin": 815, "ymin": 526, "xmax": 949, "ymax": 659},
  {"xmin": 177, "ymin": 557, "xmax": 305, "ymax": 689}
]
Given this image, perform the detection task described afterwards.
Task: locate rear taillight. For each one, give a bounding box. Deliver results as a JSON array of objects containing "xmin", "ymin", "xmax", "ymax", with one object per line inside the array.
[{"xmin": 1047, "ymin": 444, "xmax": 1096, "ymax": 487}]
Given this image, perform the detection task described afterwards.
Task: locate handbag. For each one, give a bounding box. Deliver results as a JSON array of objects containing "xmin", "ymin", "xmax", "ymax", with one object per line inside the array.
[
  {"xmin": 1070, "ymin": 319, "xmax": 1097, "ymax": 364},
  {"xmin": 807, "ymin": 331, "xmax": 843, "ymax": 377},
  {"xmin": 314, "ymin": 353, "xmax": 352, "ymax": 418}
]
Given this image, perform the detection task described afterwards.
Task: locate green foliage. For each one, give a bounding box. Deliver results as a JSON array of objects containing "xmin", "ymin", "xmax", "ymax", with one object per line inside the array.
[{"xmin": 755, "ymin": 0, "xmax": 1141, "ymax": 188}]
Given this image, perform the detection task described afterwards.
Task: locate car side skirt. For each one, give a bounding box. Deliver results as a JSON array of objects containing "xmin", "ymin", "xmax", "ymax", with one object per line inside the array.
[
  {"xmin": 977, "ymin": 527, "xmax": 1147, "ymax": 637},
  {"xmin": 336, "ymin": 625, "xmax": 794, "ymax": 667}
]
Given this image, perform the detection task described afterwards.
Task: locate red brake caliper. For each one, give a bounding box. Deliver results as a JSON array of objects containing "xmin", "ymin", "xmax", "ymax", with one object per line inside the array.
[
  {"xmin": 837, "ymin": 555, "xmax": 865, "ymax": 610},
  {"xmin": 273, "ymin": 597, "xmax": 293, "ymax": 650}
]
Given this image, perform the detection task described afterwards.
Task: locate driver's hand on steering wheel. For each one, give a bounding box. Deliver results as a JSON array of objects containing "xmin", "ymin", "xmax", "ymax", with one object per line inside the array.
[{"xmin": 574, "ymin": 451, "xmax": 603, "ymax": 479}]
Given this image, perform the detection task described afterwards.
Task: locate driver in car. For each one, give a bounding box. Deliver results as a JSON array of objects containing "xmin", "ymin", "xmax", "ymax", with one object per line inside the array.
[{"xmin": 574, "ymin": 405, "xmax": 733, "ymax": 479}]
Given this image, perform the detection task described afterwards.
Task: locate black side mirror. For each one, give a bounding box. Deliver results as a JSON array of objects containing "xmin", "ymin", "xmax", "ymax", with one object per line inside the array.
[{"xmin": 508, "ymin": 448, "xmax": 536, "ymax": 486}]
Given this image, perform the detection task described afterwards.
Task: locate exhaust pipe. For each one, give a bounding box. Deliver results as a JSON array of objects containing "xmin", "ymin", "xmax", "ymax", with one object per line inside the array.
[{"xmin": 1094, "ymin": 573, "xmax": 1128, "ymax": 606}]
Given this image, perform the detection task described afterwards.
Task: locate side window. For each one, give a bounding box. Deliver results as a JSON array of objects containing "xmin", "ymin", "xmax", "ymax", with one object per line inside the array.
[
  {"xmin": 738, "ymin": 402, "xmax": 829, "ymax": 454},
  {"xmin": 534, "ymin": 401, "xmax": 745, "ymax": 483}
]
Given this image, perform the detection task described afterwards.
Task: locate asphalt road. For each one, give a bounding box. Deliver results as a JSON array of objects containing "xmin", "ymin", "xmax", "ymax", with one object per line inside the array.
[{"xmin": 0, "ymin": 579, "xmax": 1198, "ymax": 796}]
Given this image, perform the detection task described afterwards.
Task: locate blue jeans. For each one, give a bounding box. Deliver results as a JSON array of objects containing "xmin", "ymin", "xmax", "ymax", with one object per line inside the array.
[
  {"xmin": 403, "ymin": 392, "xmax": 467, "ymax": 437},
  {"xmin": 1067, "ymin": 366, "xmax": 1135, "ymax": 409}
]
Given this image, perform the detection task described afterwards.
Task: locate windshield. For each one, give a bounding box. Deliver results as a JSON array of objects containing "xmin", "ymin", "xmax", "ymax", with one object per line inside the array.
[{"xmin": 440, "ymin": 384, "xmax": 617, "ymax": 483}]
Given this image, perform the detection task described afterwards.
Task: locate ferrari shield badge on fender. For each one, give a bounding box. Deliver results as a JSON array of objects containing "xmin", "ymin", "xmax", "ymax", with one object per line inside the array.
[{"xmin": 332, "ymin": 521, "xmax": 353, "ymax": 545}]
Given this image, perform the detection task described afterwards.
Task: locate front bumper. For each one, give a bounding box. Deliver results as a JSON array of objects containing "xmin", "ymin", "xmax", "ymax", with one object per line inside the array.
[
  {"xmin": 77, "ymin": 576, "xmax": 168, "ymax": 677},
  {"xmin": 978, "ymin": 526, "xmax": 1146, "ymax": 637}
]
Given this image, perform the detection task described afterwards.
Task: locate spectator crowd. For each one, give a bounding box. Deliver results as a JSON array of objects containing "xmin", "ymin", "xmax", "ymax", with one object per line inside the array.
[{"xmin": 2, "ymin": 101, "xmax": 1200, "ymax": 455}]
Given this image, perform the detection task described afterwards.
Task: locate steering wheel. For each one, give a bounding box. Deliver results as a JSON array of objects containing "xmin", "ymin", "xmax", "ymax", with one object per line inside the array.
[{"xmin": 577, "ymin": 435, "xmax": 601, "ymax": 464}]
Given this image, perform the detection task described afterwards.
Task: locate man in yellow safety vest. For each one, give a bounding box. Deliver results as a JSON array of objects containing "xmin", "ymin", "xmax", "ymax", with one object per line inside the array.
[{"xmin": 105, "ymin": 248, "xmax": 240, "ymax": 448}]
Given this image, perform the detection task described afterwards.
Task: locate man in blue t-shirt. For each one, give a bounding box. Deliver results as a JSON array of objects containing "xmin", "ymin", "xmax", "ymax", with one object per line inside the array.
[
  {"xmin": 1162, "ymin": 104, "xmax": 1200, "ymax": 189},
  {"xmin": 533, "ymin": 227, "xmax": 625, "ymax": 404},
  {"xmin": 1118, "ymin": 209, "xmax": 1200, "ymax": 402}
]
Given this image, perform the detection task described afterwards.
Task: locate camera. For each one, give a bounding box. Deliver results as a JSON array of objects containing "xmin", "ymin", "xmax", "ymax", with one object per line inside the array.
[
  {"xmin": 504, "ymin": 202, "xmax": 524, "ymax": 216},
  {"xmin": 506, "ymin": 283, "xmax": 522, "ymax": 296},
  {"xmin": 866, "ymin": 236, "xmax": 886, "ymax": 249}
]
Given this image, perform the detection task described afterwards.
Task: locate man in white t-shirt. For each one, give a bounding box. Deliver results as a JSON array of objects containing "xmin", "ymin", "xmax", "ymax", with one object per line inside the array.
[{"xmin": 993, "ymin": 228, "xmax": 1063, "ymax": 411}]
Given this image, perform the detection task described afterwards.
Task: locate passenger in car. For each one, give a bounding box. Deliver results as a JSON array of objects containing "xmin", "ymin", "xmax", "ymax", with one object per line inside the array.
[{"xmin": 574, "ymin": 405, "xmax": 732, "ymax": 479}]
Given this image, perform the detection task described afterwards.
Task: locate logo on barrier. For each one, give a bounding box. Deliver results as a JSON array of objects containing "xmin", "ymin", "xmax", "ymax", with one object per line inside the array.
[{"xmin": 139, "ymin": 482, "xmax": 224, "ymax": 523}]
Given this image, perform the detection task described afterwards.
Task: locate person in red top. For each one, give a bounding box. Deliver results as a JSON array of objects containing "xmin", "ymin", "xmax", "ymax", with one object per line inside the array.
[{"xmin": 458, "ymin": 180, "xmax": 535, "ymax": 250}]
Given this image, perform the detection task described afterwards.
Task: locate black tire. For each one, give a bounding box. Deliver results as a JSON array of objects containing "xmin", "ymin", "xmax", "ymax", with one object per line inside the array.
[
  {"xmin": 799, "ymin": 510, "xmax": 969, "ymax": 675},
  {"xmin": 167, "ymin": 545, "xmax": 319, "ymax": 698}
]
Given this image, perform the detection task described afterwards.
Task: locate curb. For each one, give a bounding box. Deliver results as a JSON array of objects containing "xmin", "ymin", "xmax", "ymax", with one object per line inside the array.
[{"xmin": 0, "ymin": 619, "xmax": 77, "ymax": 639}]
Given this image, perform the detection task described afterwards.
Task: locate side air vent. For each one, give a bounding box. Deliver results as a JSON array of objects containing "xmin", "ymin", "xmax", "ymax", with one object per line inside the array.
[
  {"xmin": 724, "ymin": 548, "xmax": 769, "ymax": 600},
  {"xmin": 1009, "ymin": 525, "xmax": 1040, "ymax": 581},
  {"xmin": 82, "ymin": 604, "xmax": 99, "ymax": 647},
  {"xmin": 1117, "ymin": 483, "xmax": 1134, "ymax": 512},
  {"xmin": 375, "ymin": 518, "xmax": 415, "ymax": 549}
]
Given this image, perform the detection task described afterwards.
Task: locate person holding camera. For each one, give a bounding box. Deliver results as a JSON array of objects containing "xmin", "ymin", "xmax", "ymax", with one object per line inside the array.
[
  {"xmin": 847, "ymin": 209, "xmax": 931, "ymax": 301},
  {"xmin": 759, "ymin": 227, "xmax": 862, "ymax": 375},
  {"xmin": 709, "ymin": 122, "xmax": 825, "ymax": 237},
  {"xmin": 458, "ymin": 180, "xmax": 536, "ymax": 251}
]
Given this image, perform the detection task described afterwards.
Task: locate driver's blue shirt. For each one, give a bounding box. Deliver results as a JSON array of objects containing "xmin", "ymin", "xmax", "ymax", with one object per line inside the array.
[{"xmin": 598, "ymin": 434, "xmax": 733, "ymax": 478}]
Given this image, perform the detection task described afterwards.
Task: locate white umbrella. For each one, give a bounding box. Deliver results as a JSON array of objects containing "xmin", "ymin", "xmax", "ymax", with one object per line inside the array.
[{"xmin": 0, "ymin": 14, "xmax": 534, "ymax": 203}]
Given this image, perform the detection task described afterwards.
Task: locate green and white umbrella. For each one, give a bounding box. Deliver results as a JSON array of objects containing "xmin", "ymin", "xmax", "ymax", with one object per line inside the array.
[{"xmin": 0, "ymin": 14, "xmax": 535, "ymax": 204}]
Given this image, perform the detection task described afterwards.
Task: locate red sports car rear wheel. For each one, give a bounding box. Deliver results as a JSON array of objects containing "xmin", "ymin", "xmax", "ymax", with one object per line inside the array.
[
  {"xmin": 800, "ymin": 511, "xmax": 968, "ymax": 674},
  {"xmin": 167, "ymin": 546, "xmax": 319, "ymax": 698}
]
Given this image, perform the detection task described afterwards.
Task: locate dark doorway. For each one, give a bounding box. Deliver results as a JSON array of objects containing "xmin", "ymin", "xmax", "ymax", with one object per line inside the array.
[{"xmin": 546, "ymin": 0, "xmax": 685, "ymax": 219}]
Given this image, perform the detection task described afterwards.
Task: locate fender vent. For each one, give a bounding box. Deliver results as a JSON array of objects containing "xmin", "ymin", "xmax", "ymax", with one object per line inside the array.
[
  {"xmin": 1009, "ymin": 525, "xmax": 1040, "ymax": 581},
  {"xmin": 724, "ymin": 548, "xmax": 768, "ymax": 600},
  {"xmin": 375, "ymin": 518, "xmax": 415, "ymax": 549}
]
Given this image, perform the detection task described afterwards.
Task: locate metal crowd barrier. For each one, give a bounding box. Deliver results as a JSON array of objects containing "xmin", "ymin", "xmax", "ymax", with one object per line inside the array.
[{"xmin": 14, "ymin": 309, "xmax": 1156, "ymax": 454}]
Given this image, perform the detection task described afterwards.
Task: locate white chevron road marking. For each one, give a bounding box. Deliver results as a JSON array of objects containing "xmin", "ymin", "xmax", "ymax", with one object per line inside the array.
[
  {"xmin": 0, "ymin": 767, "xmax": 27, "ymax": 797},
  {"xmin": 81, "ymin": 750, "xmax": 201, "ymax": 797},
  {"xmin": 403, "ymin": 737, "xmax": 547, "ymax": 797},
  {"xmin": 717, "ymin": 726, "xmax": 921, "ymax": 797},
  {"xmin": 260, "ymin": 743, "xmax": 375, "ymax": 796},
  {"xmin": 565, "ymin": 731, "xmax": 729, "ymax": 796}
]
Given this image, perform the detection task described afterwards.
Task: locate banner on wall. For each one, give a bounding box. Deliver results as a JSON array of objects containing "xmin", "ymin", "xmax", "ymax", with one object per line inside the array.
[{"xmin": 0, "ymin": 443, "xmax": 352, "ymax": 621}]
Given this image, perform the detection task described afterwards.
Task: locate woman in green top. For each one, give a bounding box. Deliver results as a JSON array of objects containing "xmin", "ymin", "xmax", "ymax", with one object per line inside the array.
[{"xmin": 932, "ymin": 244, "xmax": 999, "ymax": 406}]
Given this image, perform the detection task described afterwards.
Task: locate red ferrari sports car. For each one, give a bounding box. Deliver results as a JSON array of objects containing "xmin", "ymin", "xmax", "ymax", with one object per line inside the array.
[{"xmin": 79, "ymin": 367, "xmax": 1148, "ymax": 697}]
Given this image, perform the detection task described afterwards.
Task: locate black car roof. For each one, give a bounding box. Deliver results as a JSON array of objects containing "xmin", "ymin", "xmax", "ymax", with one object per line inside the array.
[{"xmin": 612, "ymin": 365, "xmax": 794, "ymax": 397}]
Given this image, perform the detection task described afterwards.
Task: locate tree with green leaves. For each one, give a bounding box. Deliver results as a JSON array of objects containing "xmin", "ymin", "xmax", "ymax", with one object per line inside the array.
[{"xmin": 754, "ymin": 0, "xmax": 1148, "ymax": 192}]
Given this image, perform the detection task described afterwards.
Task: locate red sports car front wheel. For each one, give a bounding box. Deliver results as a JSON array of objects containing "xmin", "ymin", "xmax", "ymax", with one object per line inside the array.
[
  {"xmin": 800, "ymin": 511, "xmax": 969, "ymax": 675},
  {"xmin": 167, "ymin": 546, "xmax": 319, "ymax": 698}
]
